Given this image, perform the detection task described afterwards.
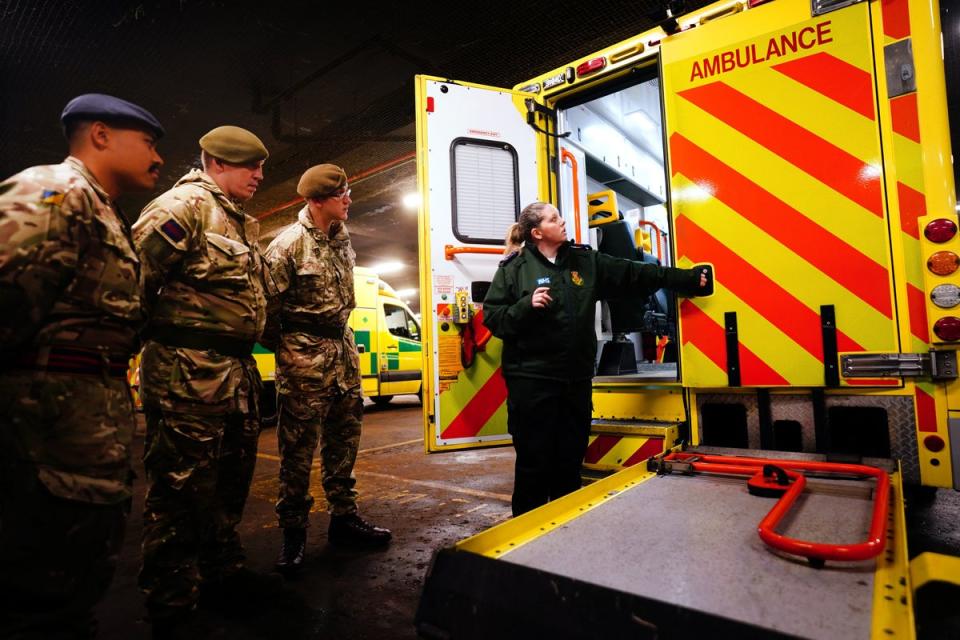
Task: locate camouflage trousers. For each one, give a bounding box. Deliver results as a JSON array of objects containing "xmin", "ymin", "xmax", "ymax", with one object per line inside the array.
[
  {"xmin": 139, "ymin": 408, "xmax": 260, "ymax": 619},
  {"xmin": 275, "ymin": 380, "xmax": 363, "ymax": 528},
  {"xmin": 0, "ymin": 461, "xmax": 129, "ymax": 639}
]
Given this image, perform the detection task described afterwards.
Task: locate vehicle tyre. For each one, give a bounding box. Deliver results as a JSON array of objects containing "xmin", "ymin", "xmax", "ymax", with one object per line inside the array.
[{"xmin": 373, "ymin": 395, "xmax": 394, "ymax": 407}]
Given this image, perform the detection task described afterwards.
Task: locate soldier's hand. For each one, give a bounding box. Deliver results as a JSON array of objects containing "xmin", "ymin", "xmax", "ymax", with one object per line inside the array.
[{"xmin": 531, "ymin": 286, "xmax": 552, "ymax": 308}]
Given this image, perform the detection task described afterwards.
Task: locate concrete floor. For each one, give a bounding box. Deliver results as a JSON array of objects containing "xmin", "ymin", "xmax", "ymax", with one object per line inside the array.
[
  {"xmin": 93, "ymin": 396, "xmax": 960, "ymax": 639},
  {"xmin": 95, "ymin": 395, "xmax": 515, "ymax": 639}
]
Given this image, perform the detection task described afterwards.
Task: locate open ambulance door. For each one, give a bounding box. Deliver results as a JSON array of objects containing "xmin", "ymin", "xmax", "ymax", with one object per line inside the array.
[
  {"xmin": 660, "ymin": 0, "xmax": 902, "ymax": 389},
  {"xmin": 415, "ymin": 76, "xmax": 547, "ymax": 452}
]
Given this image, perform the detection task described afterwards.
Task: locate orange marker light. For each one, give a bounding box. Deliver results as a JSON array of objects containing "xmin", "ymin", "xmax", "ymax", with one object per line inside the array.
[{"xmin": 927, "ymin": 251, "xmax": 960, "ymax": 276}]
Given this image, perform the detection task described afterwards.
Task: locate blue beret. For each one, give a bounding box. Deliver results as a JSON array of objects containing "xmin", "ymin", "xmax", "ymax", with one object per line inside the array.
[{"xmin": 61, "ymin": 93, "xmax": 165, "ymax": 138}]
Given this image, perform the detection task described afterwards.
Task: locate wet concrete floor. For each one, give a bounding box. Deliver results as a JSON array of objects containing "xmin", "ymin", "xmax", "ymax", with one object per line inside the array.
[
  {"xmin": 96, "ymin": 395, "xmax": 514, "ymax": 639},
  {"xmin": 94, "ymin": 394, "xmax": 960, "ymax": 639}
]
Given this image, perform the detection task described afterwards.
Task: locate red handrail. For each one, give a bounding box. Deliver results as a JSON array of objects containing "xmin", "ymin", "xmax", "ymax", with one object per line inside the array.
[
  {"xmin": 664, "ymin": 452, "xmax": 890, "ymax": 564},
  {"xmin": 560, "ymin": 148, "xmax": 583, "ymax": 244}
]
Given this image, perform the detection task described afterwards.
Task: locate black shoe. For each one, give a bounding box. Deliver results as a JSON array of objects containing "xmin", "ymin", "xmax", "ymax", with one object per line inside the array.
[
  {"xmin": 328, "ymin": 513, "xmax": 392, "ymax": 548},
  {"xmin": 274, "ymin": 527, "xmax": 307, "ymax": 575}
]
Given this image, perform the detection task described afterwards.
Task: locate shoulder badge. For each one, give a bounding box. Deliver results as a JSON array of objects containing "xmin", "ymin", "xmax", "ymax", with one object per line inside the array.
[
  {"xmin": 159, "ymin": 217, "xmax": 187, "ymax": 243},
  {"xmin": 41, "ymin": 189, "xmax": 65, "ymax": 206},
  {"xmin": 499, "ymin": 250, "xmax": 519, "ymax": 267}
]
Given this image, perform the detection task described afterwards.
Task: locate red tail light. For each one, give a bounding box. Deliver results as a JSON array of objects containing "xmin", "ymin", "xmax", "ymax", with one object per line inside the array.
[
  {"xmin": 924, "ymin": 218, "xmax": 958, "ymax": 243},
  {"xmin": 576, "ymin": 57, "xmax": 607, "ymax": 77},
  {"xmin": 924, "ymin": 435, "xmax": 945, "ymax": 452},
  {"xmin": 933, "ymin": 316, "xmax": 960, "ymax": 341}
]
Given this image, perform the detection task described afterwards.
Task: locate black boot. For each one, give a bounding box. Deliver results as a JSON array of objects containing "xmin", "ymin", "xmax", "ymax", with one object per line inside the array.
[
  {"xmin": 274, "ymin": 527, "xmax": 307, "ymax": 574},
  {"xmin": 328, "ymin": 513, "xmax": 392, "ymax": 548}
]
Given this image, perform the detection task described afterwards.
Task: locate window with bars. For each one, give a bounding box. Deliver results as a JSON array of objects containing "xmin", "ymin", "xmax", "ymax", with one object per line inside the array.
[{"xmin": 450, "ymin": 138, "xmax": 520, "ymax": 244}]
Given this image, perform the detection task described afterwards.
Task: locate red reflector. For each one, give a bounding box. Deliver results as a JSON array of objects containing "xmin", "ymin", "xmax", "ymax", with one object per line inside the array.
[
  {"xmin": 576, "ymin": 57, "xmax": 607, "ymax": 77},
  {"xmin": 924, "ymin": 218, "xmax": 958, "ymax": 243},
  {"xmin": 749, "ymin": 0, "xmax": 773, "ymax": 5},
  {"xmin": 426, "ymin": 97, "xmax": 435, "ymax": 113},
  {"xmin": 924, "ymin": 435, "xmax": 946, "ymax": 452},
  {"xmin": 933, "ymin": 316, "xmax": 960, "ymax": 341}
]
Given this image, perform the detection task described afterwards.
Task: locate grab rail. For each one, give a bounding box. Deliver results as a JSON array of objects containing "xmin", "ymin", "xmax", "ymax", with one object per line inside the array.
[{"xmin": 663, "ymin": 452, "xmax": 890, "ymax": 566}]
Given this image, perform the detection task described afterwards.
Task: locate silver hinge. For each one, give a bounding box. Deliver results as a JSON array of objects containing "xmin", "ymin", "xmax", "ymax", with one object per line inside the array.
[{"xmin": 841, "ymin": 351, "xmax": 958, "ymax": 380}]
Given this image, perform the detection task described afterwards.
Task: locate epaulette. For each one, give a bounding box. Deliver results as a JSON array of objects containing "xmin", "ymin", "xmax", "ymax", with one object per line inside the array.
[
  {"xmin": 570, "ymin": 242, "xmax": 592, "ymax": 250},
  {"xmin": 499, "ymin": 251, "xmax": 519, "ymax": 267}
]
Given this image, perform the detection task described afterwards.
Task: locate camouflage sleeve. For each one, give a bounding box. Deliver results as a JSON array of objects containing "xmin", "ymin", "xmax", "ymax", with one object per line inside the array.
[
  {"xmin": 132, "ymin": 198, "xmax": 195, "ymax": 316},
  {"xmin": 0, "ymin": 179, "xmax": 86, "ymax": 350},
  {"xmin": 260, "ymin": 239, "xmax": 292, "ymax": 352}
]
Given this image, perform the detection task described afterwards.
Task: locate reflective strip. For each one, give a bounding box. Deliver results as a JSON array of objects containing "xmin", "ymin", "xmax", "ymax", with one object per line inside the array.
[
  {"xmin": 680, "ymin": 300, "xmax": 790, "ymax": 386},
  {"xmin": 671, "ymin": 133, "xmax": 892, "ymax": 317},
  {"xmin": 440, "ymin": 367, "xmax": 507, "ymax": 439},
  {"xmin": 678, "ymin": 81, "xmax": 883, "ymax": 217},
  {"xmin": 771, "ymin": 52, "xmax": 875, "ymax": 120}
]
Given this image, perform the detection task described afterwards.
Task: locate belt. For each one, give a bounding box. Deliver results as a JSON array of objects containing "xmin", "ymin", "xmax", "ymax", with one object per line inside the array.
[
  {"xmin": 282, "ymin": 320, "xmax": 345, "ymax": 340},
  {"xmin": 149, "ymin": 328, "xmax": 255, "ymax": 358},
  {"xmin": 13, "ymin": 346, "xmax": 130, "ymax": 378}
]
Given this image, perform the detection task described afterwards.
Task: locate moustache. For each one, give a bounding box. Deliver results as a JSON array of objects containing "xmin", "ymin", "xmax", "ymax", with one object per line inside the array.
[{"xmin": 148, "ymin": 163, "xmax": 162, "ymax": 174}]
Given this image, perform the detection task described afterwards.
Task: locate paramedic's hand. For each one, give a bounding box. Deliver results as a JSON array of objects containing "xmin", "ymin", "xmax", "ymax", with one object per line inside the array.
[
  {"xmin": 531, "ymin": 286, "xmax": 552, "ymax": 308},
  {"xmin": 694, "ymin": 264, "xmax": 714, "ymax": 296}
]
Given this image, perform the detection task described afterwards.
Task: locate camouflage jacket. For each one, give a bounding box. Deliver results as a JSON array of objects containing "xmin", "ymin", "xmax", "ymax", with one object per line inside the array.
[
  {"xmin": 133, "ymin": 170, "xmax": 269, "ymax": 414},
  {"xmin": 0, "ymin": 156, "xmax": 141, "ymax": 504},
  {"xmin": 263, "ymin": 207, "xmax": 360, "ymax": 391}
]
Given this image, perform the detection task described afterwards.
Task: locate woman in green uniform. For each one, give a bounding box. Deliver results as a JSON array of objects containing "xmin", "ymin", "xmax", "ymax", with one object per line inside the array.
[{"xmin": 483, "ymin": 202, "xmax": 710, "ymax": 516}]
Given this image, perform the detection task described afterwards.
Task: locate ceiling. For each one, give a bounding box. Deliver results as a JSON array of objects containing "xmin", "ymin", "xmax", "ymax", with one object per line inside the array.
[{"xmin": 3, "ymin": 0, "xmax": 959, "ymax": 313}]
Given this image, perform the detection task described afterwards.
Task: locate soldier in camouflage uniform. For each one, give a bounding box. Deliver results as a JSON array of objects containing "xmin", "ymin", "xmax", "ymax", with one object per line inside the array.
[
  {"xmin": 263, "ymin": 164, "xmax": 391, "ymax": 575},
  {"xmin": 0, "ymin": 94, "xmax": 164, "ymax": 639},
  {"xmin": 132, "ymin": 126, "xmax": 274, "ymax": 633}
]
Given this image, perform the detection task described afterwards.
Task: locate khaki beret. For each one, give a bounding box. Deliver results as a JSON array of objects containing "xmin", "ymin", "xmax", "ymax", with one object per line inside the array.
[
  {"xmin": 297, "ymin": 164, "xmax": 347, "ymax": 199},
  {"xmin": 199, "ymin": 126, "xmax": 269, "ymax": 164}
]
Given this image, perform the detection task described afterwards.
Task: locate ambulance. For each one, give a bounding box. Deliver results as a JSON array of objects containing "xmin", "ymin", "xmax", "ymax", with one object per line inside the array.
[
  {"xmin": 255, "ymin": 266, "xmax": 423, "ymax": 416},
  {"xmin": 414, "ymin": 0, "xmax": 960, "ymax": 636}
]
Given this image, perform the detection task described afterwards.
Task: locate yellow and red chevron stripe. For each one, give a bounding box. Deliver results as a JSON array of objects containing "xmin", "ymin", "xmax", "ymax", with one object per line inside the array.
[
  {"xmin": 582, "ymin": 434, "xmax": 665, "ymax": 471},
  {"xmin": 437, "ymin": 305, "xmax": 508, "ymax": 441},
  {"xmin": 880, "ymin": 0, "xmax": 931, "ymax": 353},
  {"xmin": 665, "ymin": 3, "xmax": 900, "ymax": 387}
]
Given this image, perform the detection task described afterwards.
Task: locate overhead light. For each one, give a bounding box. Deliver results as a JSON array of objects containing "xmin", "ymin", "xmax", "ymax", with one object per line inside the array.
[
  {"xmin": 370, "ymin": 261, "xmax": 404, "ymax": 275},
  {"xmin": 402, "ymin": 192, "xmax": 421, "ymax": 209},
  {"xmin": 396, "ymin": 288, "xmax": 418, "ymax": 297}
]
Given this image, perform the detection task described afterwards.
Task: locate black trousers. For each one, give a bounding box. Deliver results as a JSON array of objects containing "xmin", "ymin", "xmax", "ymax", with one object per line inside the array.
[{"xmin": 504, "ymin": 376, "xmax": 592, "ymax": 517}]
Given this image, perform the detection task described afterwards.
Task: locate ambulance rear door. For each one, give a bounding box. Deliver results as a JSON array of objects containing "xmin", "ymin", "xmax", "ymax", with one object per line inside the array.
[
  {"xmin": 415, "ymin": 76, "xmax": 547, "ymax": 452},
  {"xmin": 661, "ymin": 0, "xmax": 902, "ymax": 388}
]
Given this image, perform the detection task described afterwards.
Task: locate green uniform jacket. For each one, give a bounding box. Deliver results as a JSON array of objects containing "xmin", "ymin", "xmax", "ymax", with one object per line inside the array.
[{"xmin": 483, "ymin": 241, "xmax": 704, "ymax": 381}]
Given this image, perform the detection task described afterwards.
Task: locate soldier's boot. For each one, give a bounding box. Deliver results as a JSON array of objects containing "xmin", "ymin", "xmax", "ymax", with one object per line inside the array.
[
  {"xmin": 328, "ymin": 513, "xmax": 392, "ymax": 548},
  {"xmin": 274, "ymin": 527, "xmax": 307, "ymax": 575}
]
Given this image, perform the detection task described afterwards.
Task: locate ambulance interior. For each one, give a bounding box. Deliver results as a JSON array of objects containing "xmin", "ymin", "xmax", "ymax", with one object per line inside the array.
[{"xmin": 556, "ymin": 71, "xmax": 676, "ymax": 380}]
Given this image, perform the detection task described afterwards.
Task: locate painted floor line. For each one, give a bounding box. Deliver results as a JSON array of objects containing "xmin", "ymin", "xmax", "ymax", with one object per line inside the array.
[
  {"xmin": 256, "ymin": 437, "xmax": 422, "ymax": 465},
  {"xmin": 359, "ymin": 470, "xmax": 512, "ymax": 503}
]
